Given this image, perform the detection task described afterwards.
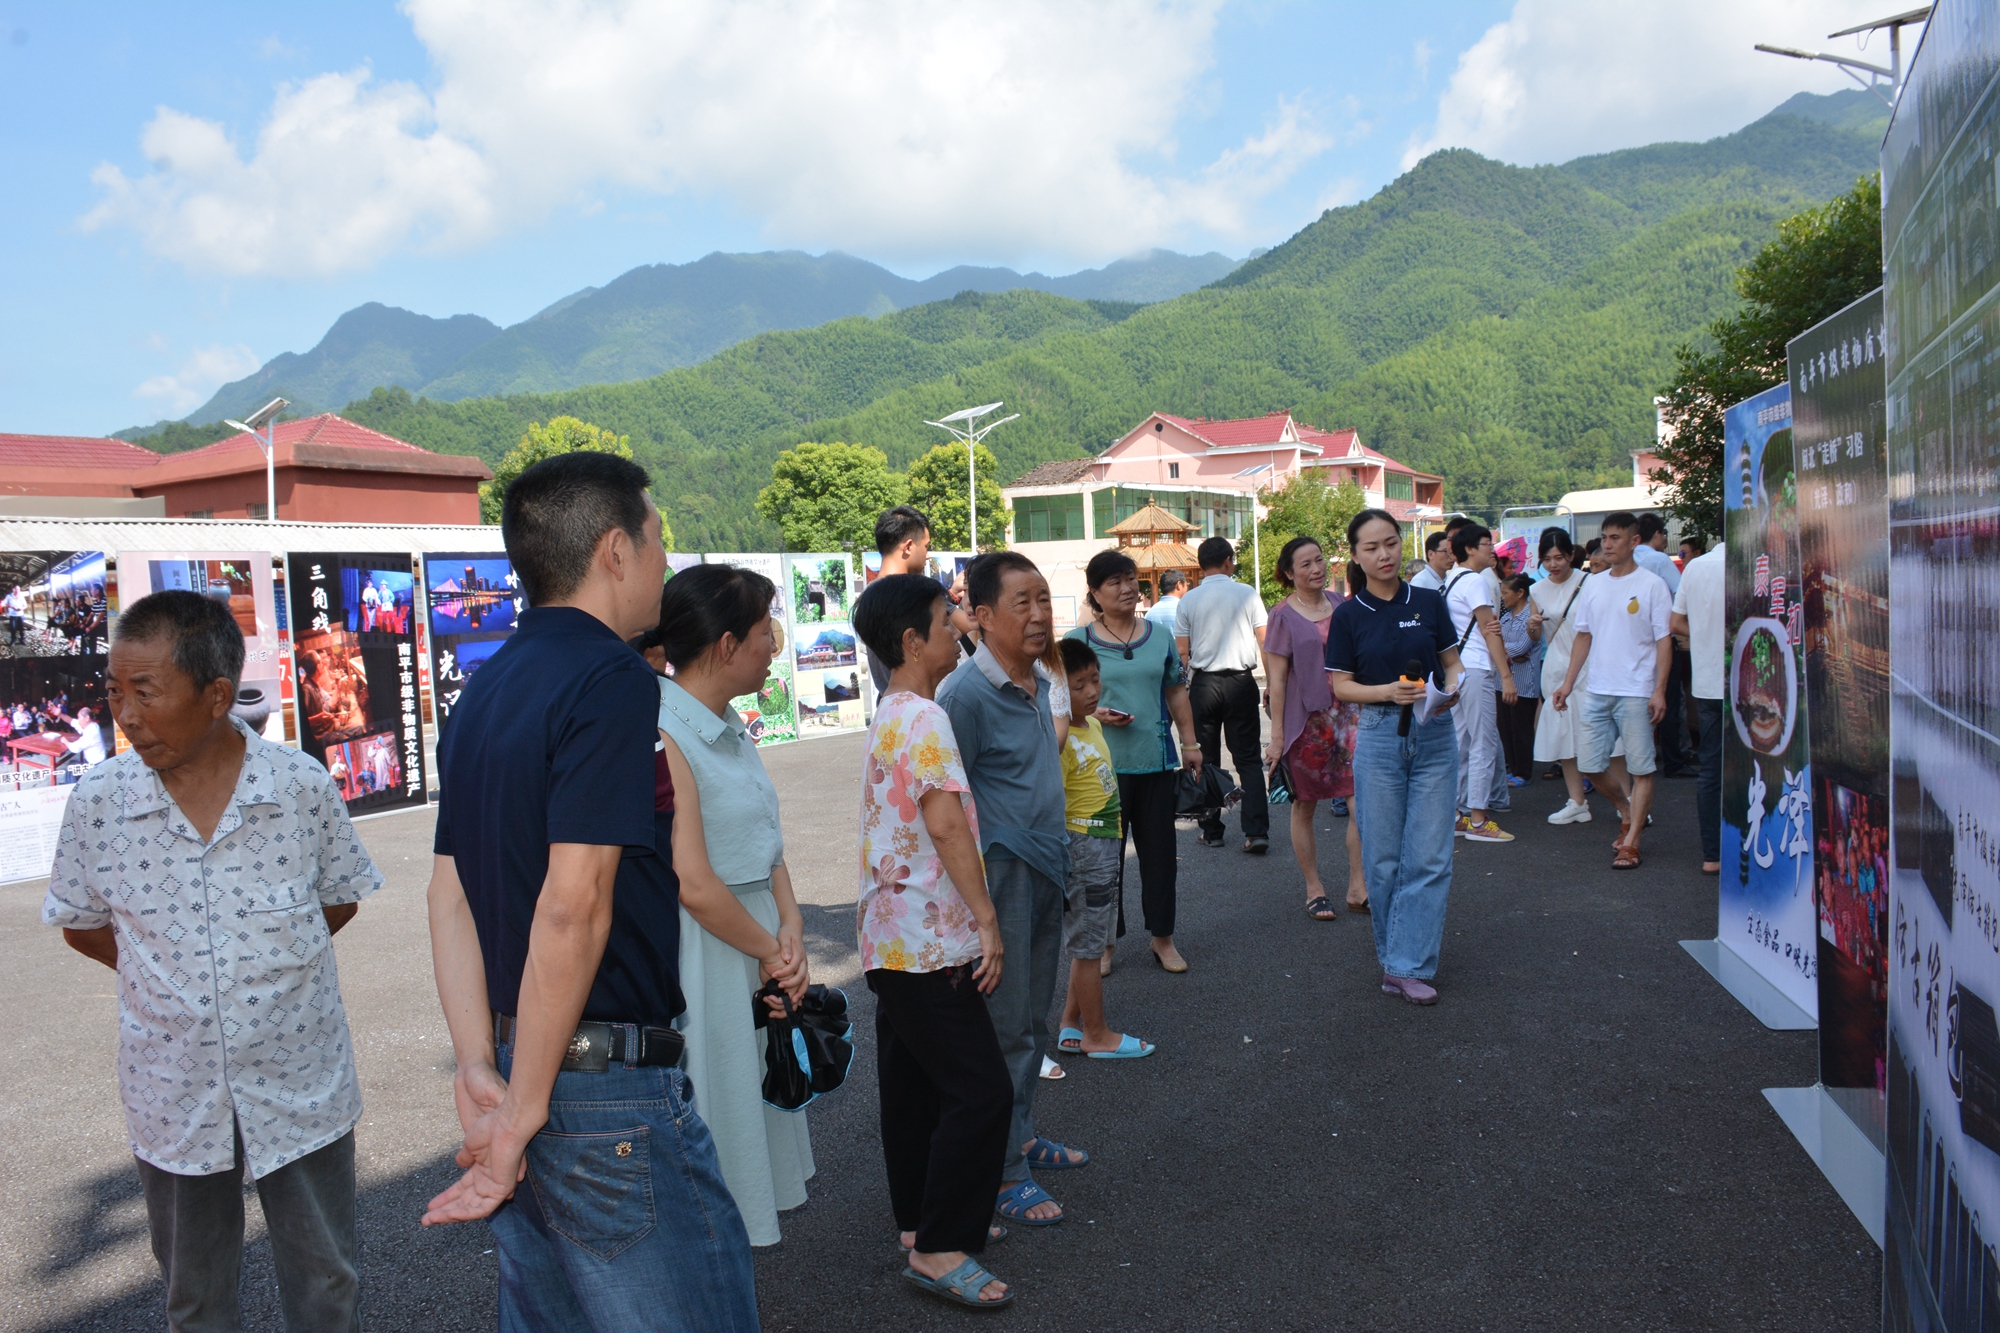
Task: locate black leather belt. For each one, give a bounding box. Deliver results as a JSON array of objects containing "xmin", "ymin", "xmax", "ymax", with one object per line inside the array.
[
  {"xmin": 493, "ymin": 1012, "xmax": 684, "ymax": 1072},
  {"xmin": 1194, "ymin": 666, "xmax": 1255, "ymax": 675}
]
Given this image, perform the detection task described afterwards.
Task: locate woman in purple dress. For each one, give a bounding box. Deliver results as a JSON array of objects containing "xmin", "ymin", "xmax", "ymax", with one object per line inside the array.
[{"xmin": 1261, "ymin": 536, "xmax": 1367, "ymax": 920}]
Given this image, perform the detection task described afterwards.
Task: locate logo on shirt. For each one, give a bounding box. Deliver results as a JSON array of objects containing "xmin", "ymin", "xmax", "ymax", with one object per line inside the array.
[
  {"xmin": 1399, "ymin": 618, "xmax": 1423, "ymax": 629},
  {"xmin": 1626, "ymin": 597, "xmax": 1640, "ymax": 614}
]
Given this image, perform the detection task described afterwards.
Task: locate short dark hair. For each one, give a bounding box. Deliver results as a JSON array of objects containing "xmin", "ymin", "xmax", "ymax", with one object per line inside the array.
[
  {"xmin": 854, "ymin": 573, "xmax": 946, "ymax": 669},
  {"xmin": 1503, "ymin": 573, "xmax": 1533, "ymax": 598},
  {"xmin": 1158, "ymin": 570, "xmax": 1184, "ymax": 594},
  {"xmin": 1424, "ymin": 531, "xmax": 1450, "ymax": 556},
  {"xmin": 1538, "ymin": 526, "xmax": 1573, "ymax": 560},
  {"xmin": 1680, "ymin": 535, "xmax": 1706, "ymax": 555},
  {"xmin": 1599, "ymin": 511, "xmax": 1640, "ymax": 536},
  {"xmin": 1058, "ymin": 637, "xmax": 1099, "ymax": 676},
  {"xmin": 1196, "ymin": 536, "xmax": 1236, "ymax": 570},
  {"xmin": 114, "ymin": 589, "xmax": 245, "ymax": 696},
  {"xmin": 965, "ymin": 551, "xmax": 1041, "ymax": 611},
  {"xmin": 1443, "ymin": 516, "xmax": 1471, "ymax": 536},
  {"xmin": 1635, "ymin": 512, "xmax": 1666, "ymax": 541},
  {"xmin": 656, "ymin": 563, "xmax": 773, "ymax": 671},
  {"xmin": 1275, "ymin": 535, "xmax": 1321, "ymax": 588},
  {"xmin": 502, "ymin": 451, "xmax": 653, "ymax": 606},
  {"xmin": 1450, "ymin": 523, "xmax": 1492, "ymax": 562},
  {"xmin": 1081, "ymin": 549, "xmax": 1137, "ymax": 610},
  {"xmin": 1584, "ymin": 537, "xmax": 1603, "ymax": 557},
  {"xmin": 874, "ymin": 505, "xmax": 931, "ymax": 556}
]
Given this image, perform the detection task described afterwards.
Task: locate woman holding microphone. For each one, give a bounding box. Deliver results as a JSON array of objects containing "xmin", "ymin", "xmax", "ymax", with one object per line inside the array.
[{"xmin": 1325, "ymin": 509, "xmax": 1465, "ymax": 1005}]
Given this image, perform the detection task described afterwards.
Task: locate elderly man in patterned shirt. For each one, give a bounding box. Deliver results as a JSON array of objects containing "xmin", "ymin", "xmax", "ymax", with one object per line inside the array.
[{"xmin": 44, "ymin": 589, "xmax": 382, "ymax": 1333}]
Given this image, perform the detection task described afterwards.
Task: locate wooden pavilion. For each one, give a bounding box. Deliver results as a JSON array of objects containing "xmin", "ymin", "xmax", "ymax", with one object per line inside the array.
[{"xmin": 1106, "ymin": 499, "xmax": 1202, "ymax": 604}]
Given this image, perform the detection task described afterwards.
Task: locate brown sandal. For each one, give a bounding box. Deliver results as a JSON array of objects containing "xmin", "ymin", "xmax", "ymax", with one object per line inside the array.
[{"xmin": 1612, "ymin": 847, "xmax": 1642, "ymax": 869}]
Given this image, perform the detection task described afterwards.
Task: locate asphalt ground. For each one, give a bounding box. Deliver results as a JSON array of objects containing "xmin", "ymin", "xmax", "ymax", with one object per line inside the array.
[{"xmin": 0, "ymin": 733, "xmax": 1878, "ymax": 1331}]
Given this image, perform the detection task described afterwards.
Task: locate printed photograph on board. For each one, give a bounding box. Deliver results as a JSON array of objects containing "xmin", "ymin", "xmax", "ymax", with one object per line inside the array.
[
  {"xmin": 795, "ymin": 622, "xmax": 858, "ymax": 669},
  {"xmin": 0, "ymin": 551, "xmax": 109, "ymax": 660},
  {"xmin": 288, "ymin": 553, "xmax": 428, "ymax": 811},
  {"xmin": 344, "ymin": 568, "xmax": 416, "ymax": 635},
  {"xmin": 325, "ymin": 729, "xmax": 403, "ymax": 804},
  {"xmin": 790, "ymin": 555, "xmax": 850, "ymax": 624},
  {"xmin": 424, "ymin": 551, "xmax": 522, "ymax": 733}
]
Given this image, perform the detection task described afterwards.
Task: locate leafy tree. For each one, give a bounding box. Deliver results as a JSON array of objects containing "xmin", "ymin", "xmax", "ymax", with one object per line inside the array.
[
  {"xmin": 480, "ymin": 418, "xmax": 673, "ymax": 549},
  {"xmin": 1250, "ymin": 471, "xmax": 1368, "ymax": 605},
  {"xmin": 1654, "ymin": 174, "xmax": 1882, "ymax": 540},
  {"xmin": 755, "ymin": 441, "xmax": 905, "ymax": 553},
  {"xmin": 906, "ymin": 442, "xmax": 1007, "ymax": 551}
]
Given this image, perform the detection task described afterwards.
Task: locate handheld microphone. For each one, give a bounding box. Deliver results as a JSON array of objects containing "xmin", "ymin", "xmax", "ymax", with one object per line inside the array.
[{"xmin": 1398, "ymin": 658, "xmax": 1423, "ymax": 736}]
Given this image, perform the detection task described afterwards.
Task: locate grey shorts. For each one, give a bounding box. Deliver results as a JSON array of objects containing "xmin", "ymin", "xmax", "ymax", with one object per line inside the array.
[{"xmin": 1063, "ymin": 831, "xmax": 1121, "ymax": 959}]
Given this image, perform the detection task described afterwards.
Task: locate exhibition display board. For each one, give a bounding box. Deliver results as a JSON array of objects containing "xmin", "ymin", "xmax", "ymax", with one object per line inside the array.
[
  {"xmin": 1720, "ymin": 383, "xmax": 1819, "ymax": 1022},
  {"xmin": 422, "ymin": 551, "xmax": 522, "ymax": 731},
  {"xmin": 287, "ymin": 554, "xmax": 428, "ymax": 814},
  {"xmin": 1881, "ymin": 7, "xmax": 2000, "ymax": 1323},
  {"xmin": 1791, "ymin": 290, "xmax": 1891, "ymax": 1146},
  {"xmin": 119, "ymin": 550, "xmax": 291, "ymax": 745},
  {"xmin": 787, "ymin": 553, "xmax": 864, "ymax": 736},
  {"xmin": 704, "ymin": 554, "xmax": 798, "ymax": 746}
]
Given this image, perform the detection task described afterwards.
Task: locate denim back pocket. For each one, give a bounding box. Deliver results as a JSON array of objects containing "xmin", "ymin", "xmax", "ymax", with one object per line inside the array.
[{"xmin": 524, "ymin": 1126, "xmax": 656, "ymax": 1261}]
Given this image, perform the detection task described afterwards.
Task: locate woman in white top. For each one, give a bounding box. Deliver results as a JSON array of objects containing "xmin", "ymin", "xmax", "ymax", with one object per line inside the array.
[{"xmin": 1529, "ymin": 529, "xmax": 1626, "ymax": 825}]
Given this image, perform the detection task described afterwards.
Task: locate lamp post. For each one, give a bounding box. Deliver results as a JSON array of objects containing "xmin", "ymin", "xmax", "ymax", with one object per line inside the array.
[
  {"xmin": 223, "ymin": 397, "xmax": 289, "ymax": 522},
  {"xmin": 1755, "ymin": 7, "xmax": 1929, "ymax": 106},
  {"xmin": 923, "ymin": 401, "xmax": 1019, "ymax": 551}
]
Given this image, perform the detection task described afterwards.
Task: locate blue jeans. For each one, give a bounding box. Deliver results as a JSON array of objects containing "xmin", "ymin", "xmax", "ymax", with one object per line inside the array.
[
  {"xmin": 1354, "ymin": 704, "xmax": 1459, "ymax": 981},
  {"xmin": 490, "ymin": 1045, "xmax": 758, "ymax": 1332},
  {"xmin": 1577, "ymin": 691, "xmax": 1656, "ymax": 776}
]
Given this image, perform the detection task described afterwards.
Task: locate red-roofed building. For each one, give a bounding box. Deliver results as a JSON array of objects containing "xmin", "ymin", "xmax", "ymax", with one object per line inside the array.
[{"xmin": 0, "ymin": 415, "xmax": 491, "ymax": 524}]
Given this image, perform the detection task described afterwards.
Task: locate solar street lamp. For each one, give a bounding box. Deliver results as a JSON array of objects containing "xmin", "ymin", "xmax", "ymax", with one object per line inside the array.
[
  {"xmin": 923, "ymin": 401, "xmax": 1019, "ymax": 551},
  {"xmin": 224, "ymin": 397, "xmax": 289, "ymax": 523},
  {"xmin": 1755, "ymin": 6, "xmax": 1929, "ymax": 106}
]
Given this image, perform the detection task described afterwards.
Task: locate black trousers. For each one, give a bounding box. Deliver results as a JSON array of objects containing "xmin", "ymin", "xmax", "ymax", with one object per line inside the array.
[
  {"xmin": 868, "ymin": 964, "xmax": 1012, "ymax": 1255},
  {"xmin": 1656, "ymin": 648, "xmax": 1694, "ymax": 773},
  {"xmin": 1117, "ymin": 769, "xmax": 1180, "ymax": 939},
  {"xmin": 1189, "ymin": 668, "xmax": 1268, "ymax": 839},
  {"xmin": 1496, "ymin": 695, "xmax": 1539, "ymax": 780},
  {"xmin": 1696, "ymin": 698, "xmax": 1725, "ymax": 863}
]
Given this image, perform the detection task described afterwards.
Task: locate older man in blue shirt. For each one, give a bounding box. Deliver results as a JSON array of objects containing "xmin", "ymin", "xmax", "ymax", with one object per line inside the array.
[{"xmin": 936, "ymin": 551, "xmax": 1083, "ymax": 1228}]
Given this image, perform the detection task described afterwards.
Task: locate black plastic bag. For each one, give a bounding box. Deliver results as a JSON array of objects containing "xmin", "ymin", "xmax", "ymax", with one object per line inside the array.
[
  {"xmin": 753, "ymin": 982, "xmax": 853, "ymax": 1111},
  {"xmin": 1175, "ymin": 763, "xmax": 1240, "ymax": 820}
]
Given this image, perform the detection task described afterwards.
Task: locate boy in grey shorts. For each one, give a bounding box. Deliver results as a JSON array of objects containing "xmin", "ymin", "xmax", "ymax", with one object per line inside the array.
[{"xmin": 1053, "ymin": 638, "xmax": 1158, "ymax": 1060}]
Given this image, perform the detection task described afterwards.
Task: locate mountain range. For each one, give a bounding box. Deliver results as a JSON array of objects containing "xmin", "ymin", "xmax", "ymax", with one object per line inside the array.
[{"xmin": 144, "ymin": 248, "xmax": 1244, "ymax": 429}]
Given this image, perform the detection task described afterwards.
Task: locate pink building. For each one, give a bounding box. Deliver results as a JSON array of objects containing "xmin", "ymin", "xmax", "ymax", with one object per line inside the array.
[{"xmin": 1003, "ymin": 409, "xmax": 1444, "ymax": 624}]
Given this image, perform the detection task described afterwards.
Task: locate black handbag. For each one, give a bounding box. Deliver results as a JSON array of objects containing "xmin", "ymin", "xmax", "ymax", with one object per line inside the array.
[
  {"xmin": 1267, "ymin": 755, "xmax": 1294, "ymax": 805},
  {"xmin": 753, "ymin": 982, "xmax": 853, "ymax": 1111}
]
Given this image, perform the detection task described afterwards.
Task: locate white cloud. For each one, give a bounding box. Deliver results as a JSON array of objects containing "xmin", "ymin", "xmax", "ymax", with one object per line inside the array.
[
  {"xmin": 133, "ymin": 344, "xmax": 261, "ymax": 416},
  {"xmin": 83, "ymin": 0, "xmax": 1336, "ymax": 276},
  {"xmin": 1404, "ymin": 0, "xmax": 1910, "ymax": 170}
]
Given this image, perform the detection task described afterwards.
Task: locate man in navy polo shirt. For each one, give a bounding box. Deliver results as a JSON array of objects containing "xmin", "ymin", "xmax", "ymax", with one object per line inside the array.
[{"xmin": 420, "ymin": 452, "xmax": 758, "ymax": 1331}]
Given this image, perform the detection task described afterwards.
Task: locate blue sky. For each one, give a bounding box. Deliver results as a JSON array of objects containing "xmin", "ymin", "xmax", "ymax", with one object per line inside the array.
[{"xmin": 0, "ymin": 1, "xmax": 1891, "ymax": 435}]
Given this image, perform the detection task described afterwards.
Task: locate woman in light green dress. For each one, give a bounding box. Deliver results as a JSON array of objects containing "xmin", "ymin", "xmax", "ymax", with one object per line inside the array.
[{"xmin": 655, "ymin": 564, "xmax": 814, "ymax": 1248}]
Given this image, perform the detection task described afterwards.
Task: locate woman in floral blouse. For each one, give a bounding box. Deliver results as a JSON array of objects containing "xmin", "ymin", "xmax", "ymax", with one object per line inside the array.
[{"xmin": 853, "ymin": 573, "xmax": 1015, "ymax": 1310}]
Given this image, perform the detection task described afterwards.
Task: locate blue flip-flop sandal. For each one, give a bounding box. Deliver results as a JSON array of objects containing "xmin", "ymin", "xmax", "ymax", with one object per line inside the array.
[
  {"xmin": 903, "ymin": 1256, "xmax": 1015, "ymax": 1309},
  {"xmin": 994, "ymin": 1178, "xmax": 1064, "ymax": 1226},
  {"xmin": 1023, "ymin": 1137, "xmax": 1088, "ymax": 1170},
  {"xmin": 1056, "ymin": 1026, "xmax": 1084, "ymax": 1054},
  {"xmin": 1087, "ymin": 1033, "xmax": 1156, "ymax": 1060}
]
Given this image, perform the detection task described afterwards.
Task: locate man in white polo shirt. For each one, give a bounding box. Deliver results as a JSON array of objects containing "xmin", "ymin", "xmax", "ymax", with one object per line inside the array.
[
  {"xmin": 1175, "ymin": 538, "xmax": 1268, "ymax": 853},
  {"xmin": 1552, "ymin": 511, "xmax": 1674, "ymax": 869},
  {"xmin": 1672, "ymin": 539, "xmax": 1725, "ymax": 874}
]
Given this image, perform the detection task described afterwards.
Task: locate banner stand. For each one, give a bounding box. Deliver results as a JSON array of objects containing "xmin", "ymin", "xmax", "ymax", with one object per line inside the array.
[
  {"xmin": 1763, "ymin": 1084, "xmax": 1885, "ymax": 1247},
  {"xmin": 1678, "ymin": 939, "xmax": 1816, "ymax": 1030}
]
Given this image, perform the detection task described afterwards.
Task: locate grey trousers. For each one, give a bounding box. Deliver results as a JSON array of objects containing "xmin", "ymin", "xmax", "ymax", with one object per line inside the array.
[
  {"xmin": 981, "ymin": 854, "xmax": 1064, "ymax": 1184},
  {"xmin": 136, "ymin": 1129, "xmax": 360, "ymax": 1333},
  {"xmin": 1453, "ymin": 667, "xmax": 1505, "ymax": 816}
]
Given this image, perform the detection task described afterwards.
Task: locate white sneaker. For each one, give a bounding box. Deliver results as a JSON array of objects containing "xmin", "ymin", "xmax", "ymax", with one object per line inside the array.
[{"xmin": 1547, "ymin": 800, "xmax": 1592, "ymax": 825}]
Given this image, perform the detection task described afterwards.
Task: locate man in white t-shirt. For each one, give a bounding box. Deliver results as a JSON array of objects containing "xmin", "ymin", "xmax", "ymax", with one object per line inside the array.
[
  {"xmin": 1175, "ymin": 538, "xmax": 1269, "ymax": 852},
  {"xmin": 1443, "ymin": 524, "xmax": 1517, "ymax": 842},
  {"xmin": 1672, "ymin": 541, "xmax": 1725, "ymax": 874},
  {"xmin": 1552, "ymin": 512, "xmax": 1673, "ymax": 868},
  {"xmin": 5, "ymin": 585, "xmax": 25, "ymax": 646}
]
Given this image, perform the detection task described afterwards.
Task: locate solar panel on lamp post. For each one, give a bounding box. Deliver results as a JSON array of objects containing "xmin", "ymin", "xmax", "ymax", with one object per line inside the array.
[
  {"xmin": 223, "ymin": 397, "xmax": 289, "ymax": 522},
  {"xmin": 923, "ymin": 402, "xmax": 1019, "ymax": 552}
]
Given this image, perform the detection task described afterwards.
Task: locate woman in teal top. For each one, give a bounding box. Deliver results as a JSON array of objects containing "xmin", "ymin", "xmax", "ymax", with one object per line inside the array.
[
  {"xmin": 1066, "ymin": 550, "xmax": 1201, "ymax": 973},
  {"xmin": 655, "ymin": 564, "xmax": 814, "ymax": 1248}
]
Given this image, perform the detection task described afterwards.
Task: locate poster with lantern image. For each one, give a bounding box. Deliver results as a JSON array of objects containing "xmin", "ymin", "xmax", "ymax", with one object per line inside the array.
[
  {"xmin": 286, "ymin": 554, "xmax": 428, "ymax": 814},
  {"xmin": 117, "ymin": 551, "xmax": 290, "ymax": 745},
  {"xmin": 1719, "ymin": 383, "xmax": 1817, "ymax": 1021}
]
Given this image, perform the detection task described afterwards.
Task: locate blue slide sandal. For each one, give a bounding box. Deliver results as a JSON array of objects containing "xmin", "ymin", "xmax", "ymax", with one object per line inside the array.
[
  {"xmin": 994, "ymin": 1178, "xmax": 1064, "ymax": 1226},
  {"xmin": 903, "ymin": 1256, "xmax": 1015, "ymax": 1309},
  {"xmin": 1087, "ymin": 1033, "xmax": 1156, "ymax": 1060},
  {"xmin": 1023, "ymin": 1137, "xmax": 1089, "ymax": 1170},
  {"xmin": 1056, "ymin": 1026, "xmax": 1084, "ymax": 1054}
]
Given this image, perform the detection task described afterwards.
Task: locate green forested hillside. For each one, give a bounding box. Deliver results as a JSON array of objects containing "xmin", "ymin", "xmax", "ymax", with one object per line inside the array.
[{"xmin": 341, "ymin": 97, "xmax": 1880, "ymax": 548}]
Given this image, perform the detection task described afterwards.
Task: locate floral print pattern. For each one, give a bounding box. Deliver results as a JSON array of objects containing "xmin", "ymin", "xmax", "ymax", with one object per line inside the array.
[{"xmin": 858, "ymin": 691, "xmax": 982, "ymax": 972}]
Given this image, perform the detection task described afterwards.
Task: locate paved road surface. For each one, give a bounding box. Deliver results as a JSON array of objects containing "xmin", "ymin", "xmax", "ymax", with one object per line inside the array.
[{"xmin": 0, "ymin": 733, "xmax": 1877, "ymax": 1330}]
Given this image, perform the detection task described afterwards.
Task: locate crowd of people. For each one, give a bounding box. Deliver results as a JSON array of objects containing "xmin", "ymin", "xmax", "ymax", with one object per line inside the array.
[{"xmin": 40, "ymin": 450, "xmax": 1725, "ymax": 1329}]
